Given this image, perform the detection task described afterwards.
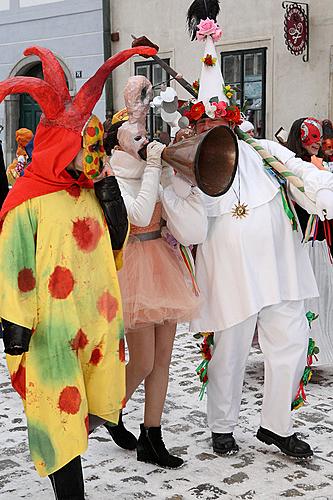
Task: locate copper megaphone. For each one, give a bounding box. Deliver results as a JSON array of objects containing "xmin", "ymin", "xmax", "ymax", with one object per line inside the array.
[{"xmin": 162, "ymin": 125, "xmax": 238, "ymax": 197}]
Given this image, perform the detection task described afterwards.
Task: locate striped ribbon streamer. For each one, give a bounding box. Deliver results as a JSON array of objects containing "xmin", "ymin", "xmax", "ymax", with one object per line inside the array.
[
  {"xmin": 235, "ymin": 127, "xmax": 300, "ymax": 230},
  {"xmin": 235, "ymin": 127, "xmax": 305, "ymax": 192},
  {"xmin": 179, "ymin": 244, "xmax": 200, "ymax": 296}
]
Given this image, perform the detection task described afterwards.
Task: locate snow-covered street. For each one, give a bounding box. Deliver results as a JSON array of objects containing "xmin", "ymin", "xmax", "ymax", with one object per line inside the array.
[{"xmin": 1, "ymin": 324, "xmax": 333, "ymax": 500}]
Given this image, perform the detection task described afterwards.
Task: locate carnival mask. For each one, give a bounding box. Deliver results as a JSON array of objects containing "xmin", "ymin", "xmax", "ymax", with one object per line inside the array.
[
  {"xmin": 301, "ymin": 118, "xmax": 322, "ymax": 146},
  {"xmin": 117, "ymin": 76, "xmax": 153, "ymax": 160},
  {"xmin": 81, "ymin": 115, "xmax": 105, "ymax": 179}
]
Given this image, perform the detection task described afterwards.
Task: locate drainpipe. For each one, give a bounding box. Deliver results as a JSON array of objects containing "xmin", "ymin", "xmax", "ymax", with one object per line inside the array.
[{"xmin": 102, "ymin": 0, "xmax": 113, "ymax": 117}]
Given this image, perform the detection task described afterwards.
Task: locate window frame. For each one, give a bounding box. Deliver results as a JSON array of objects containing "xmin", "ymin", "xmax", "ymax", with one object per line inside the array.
[
  {"xmin": 135, "ymin": 58, "xmax": 171, "ymax": 140},
  {"xmin": 221, "ymin": 47, "xmax": 267, "ymax": 138}
]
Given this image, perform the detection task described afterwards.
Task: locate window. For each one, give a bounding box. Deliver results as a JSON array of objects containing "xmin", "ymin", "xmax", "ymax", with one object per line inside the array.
[
  {"xmin": 221, "ymin": 48, "xmax": 266, "ymax": 138},
  {"xmin": 135, "ymin": 59, "xmax": 170, "ymax": 140}
]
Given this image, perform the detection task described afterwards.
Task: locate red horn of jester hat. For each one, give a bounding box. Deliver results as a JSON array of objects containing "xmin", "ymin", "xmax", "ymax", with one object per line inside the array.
[{"xmin": 0, "ymin": 45, "xmax": 157, "ymax": 219}]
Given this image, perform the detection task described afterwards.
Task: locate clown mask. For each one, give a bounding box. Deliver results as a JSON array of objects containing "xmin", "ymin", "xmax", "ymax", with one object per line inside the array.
[{"xmin": 81, "ymin": 115, "xmax": 106, "ymax": 179}]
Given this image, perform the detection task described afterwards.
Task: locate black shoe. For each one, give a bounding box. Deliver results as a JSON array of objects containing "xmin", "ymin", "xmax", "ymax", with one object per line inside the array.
[
  {"xmin": 212, "ymin": 432, "xmax": 239, "ymax": 455},
  {"xmin": 137, "ymin": 424, "xmax": 184, "ymax": 469},
  {"xmin": 48, "ymin": 455, "xmax": 84, "ymax": 500},
  {"xmin": 104, "ymin": 411, "xmax": 137, "ymax": 450},
  {"xmin": 256, "ymin": 426, "xmax": 313, "ymax": 458}
]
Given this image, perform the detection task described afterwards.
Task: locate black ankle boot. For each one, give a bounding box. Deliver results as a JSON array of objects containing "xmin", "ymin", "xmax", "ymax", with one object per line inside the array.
[
  {"xmin": 256, "ymin": 426, "xmax": 313, "ymax": 458},
  {"xmin": 48, "ymin": 455, "xmax": 84, "ymax": 500},
  {"xmin": 104, "ymin": 411, "xmax": 137, "ymax": 450},
  {"xmin": 137, "ymin": 423, "xmax": 184, "ymax": 469},
  {"xmin": 212, "ymin": 432, "xmax": 239, "ymax": 455}
]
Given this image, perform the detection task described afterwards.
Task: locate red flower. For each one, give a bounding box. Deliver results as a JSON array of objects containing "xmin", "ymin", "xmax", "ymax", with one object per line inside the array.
[
  {"xmin": 225, "ymin": 105, "xmax": 242, "ymax": 125},
  {"xmin": 201, "ymin": 54, "xmax": 217, "ymax": 67},
  {"xmin": 192, "ymin": 80, "xmax": 200, "ymax": 92},
  {"xmin": 189, "ymin": 102, "xmax": 205, "ymax": 122}
]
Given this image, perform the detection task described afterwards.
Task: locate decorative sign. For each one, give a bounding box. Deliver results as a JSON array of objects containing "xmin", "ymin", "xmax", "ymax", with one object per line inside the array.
[{"xmin": 282, "ymin": 2, "xmax": 309, "ymax": 62}]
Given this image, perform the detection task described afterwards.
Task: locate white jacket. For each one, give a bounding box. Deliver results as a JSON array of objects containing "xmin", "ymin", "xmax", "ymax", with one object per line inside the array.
[{"xmin": 110, "ymin": 149, "xmax": 208, "ymax": 247}]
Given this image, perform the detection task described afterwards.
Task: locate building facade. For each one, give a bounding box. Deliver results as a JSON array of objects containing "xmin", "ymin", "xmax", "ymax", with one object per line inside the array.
[
  {"xmin": 0, "ymin": 0, "xmax": 332, "ymax": 160},
  {"xmin": 109, "ymin": 0, "xmax": 333, "ymax": 139},
  {"xmin": 0, "ymin": 0, "xmax": 106, "ymax": 164}
]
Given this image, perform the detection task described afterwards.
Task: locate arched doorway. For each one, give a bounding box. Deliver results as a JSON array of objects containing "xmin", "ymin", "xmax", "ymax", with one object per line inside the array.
[
  {"xmin": 18, "ymin": 63, "xmax": 43, "ymax": 133},
  {"xmin": 4, "ymin": 53, "xmax": 75, "ymax": 166}
]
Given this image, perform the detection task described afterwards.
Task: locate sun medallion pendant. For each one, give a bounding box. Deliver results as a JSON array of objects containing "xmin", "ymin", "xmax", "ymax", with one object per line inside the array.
[{"xmin": 231, "ymin": 202, "xmax": 249, "ymax": 219}]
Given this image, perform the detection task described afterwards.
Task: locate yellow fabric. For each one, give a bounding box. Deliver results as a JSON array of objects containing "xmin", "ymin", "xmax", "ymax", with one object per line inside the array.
[
  {"xmin": 113, "ymin": 220, "xmax": 130, "ymax": 271},
  {"xmin": 0, "ymin": 188, "xmax": 125, "ymax": 477}
]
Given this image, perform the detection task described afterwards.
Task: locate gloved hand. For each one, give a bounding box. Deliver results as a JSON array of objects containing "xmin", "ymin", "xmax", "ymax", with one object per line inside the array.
[
  {"xmin": 146, "ymin": 141, "xmax": 166, "ymax": 169},
  {"xmin": 315, "ymin": 188, "xmax": 333, "ymax": 221},
  {"xmin": 171, "ymin": 174, "xmax": 194, "ymax": 199},
  {"xmin": 2, "ymin": 319, "xmax": 32, "ymax": 355}
]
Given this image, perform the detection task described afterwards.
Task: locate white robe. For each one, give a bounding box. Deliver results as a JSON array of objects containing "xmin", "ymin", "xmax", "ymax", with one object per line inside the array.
[{"xmin": 189, "ymin": 139, "xmax": 333, "ymax": 333}]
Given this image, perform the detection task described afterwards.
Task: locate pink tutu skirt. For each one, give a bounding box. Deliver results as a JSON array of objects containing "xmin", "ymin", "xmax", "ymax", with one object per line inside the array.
[{"xmin": 118, "ymin": 236, "xmax": 200, "ymax": 330}]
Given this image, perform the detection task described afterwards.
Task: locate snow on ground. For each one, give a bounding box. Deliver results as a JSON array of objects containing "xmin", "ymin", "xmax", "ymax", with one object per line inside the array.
[{"xmin": 1, "ymin": 324, "xmax": 333, "ymax": 500}]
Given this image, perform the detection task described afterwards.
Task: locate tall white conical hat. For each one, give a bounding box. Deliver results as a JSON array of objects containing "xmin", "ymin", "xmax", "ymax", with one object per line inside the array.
[{"xmin": 198, "ymin": 35, "xmax": 228, "ymax": 105}]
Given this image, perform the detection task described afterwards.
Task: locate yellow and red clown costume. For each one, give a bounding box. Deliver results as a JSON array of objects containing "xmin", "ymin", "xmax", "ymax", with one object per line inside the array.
[{"xmin": 0, "ymin": 44, "xmax": 156, "ymax": 477}]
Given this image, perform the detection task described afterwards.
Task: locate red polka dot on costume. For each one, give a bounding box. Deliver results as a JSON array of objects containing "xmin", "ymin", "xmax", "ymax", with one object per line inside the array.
[
  {"xmin": 72, "ymin": 217, "xmax": 103, "ymax": 253},
  {"xmin": 17, "ymin": 268, "xmax": 36, "ymax": 293},
  {"xmin": 48, "ymin": 266, "xmax": 75, "ymax": 299},
  {"xmin": 11, "ymin": 365, "xmax": 26, "ymax": 400},
  {"xmin": 119, "ymin": 338, "xmax": 125, "ymax": 363},
  {"xmin": 89, "ymin": 347, "xmax": 103, "ymax": 366},
  {"xmin": 66, "ymin": 184, "xmax": 81, "ymax": 199},
  {"xmin": 70, "ymin": 329, "xmax": 89, "ymax": 354},
  {"xmin": 87, "ymin": 127, "xmax": 96, "ymax": 138},
  {"xmin": 58, "ymin": 386, "xmax": 81, "ymax": 414},
  {"xmin": 97, "ymin": 291, "xmax": 118, "ymax": 323}
]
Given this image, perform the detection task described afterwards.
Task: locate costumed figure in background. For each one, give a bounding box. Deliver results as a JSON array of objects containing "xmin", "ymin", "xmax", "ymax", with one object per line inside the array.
[
  {"xmin": 286, "ymin": 118, "xmax": 333, "ymax": 366},
  {"xmin": 322, "ymin": 119, "xmax": 333, "ymax": 169},
  {"xmin": 103, "ymin": 74, "xmax": 207, "ymax": 469},
  {"xmin": 6, "ymin": 127, "xmax": 34, "ymax": 185},
  {"xmin": 0, "ymin": 44, "xmax": 156, "ymax": 499},
  {"xmin": 186, "ymin": 0, "xmax": 333, "ymax": 458},
  {"xmin": 239, "ymin": 120, "xmax": 255, "ymax": 137}
]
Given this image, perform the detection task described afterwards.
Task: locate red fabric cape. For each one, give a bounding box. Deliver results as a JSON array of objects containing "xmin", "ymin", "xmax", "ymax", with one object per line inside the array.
[{"xmin": 0, "ymin": 123, "xmax": 93, "ymax": 219}]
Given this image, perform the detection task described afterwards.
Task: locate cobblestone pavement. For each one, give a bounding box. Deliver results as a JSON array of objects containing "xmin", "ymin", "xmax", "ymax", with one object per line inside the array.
[{"xmin": 1, "ymin": 324, "xmax": 333, "ymax": 500}]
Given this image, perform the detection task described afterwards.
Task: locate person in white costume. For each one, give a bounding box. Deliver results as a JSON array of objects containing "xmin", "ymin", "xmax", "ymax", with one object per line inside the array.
[
  {"xmin": 239, "ymin": 120, "xmax": 255, "ymax": 137},
  {"xmin": 183, "ymin": 0, "xmax": 333, "ymax": 459}
]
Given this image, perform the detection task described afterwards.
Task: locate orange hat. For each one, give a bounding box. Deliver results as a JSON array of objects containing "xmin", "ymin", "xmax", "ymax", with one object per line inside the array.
[{"xmin": 15, "ymin": 128, "xmax": 33, "ymax": 148}]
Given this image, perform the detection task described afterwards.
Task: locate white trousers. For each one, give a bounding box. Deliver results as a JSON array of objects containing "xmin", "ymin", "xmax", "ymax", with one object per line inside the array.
[{"xmin": 207, "ymin": 300, "xmax": 309, "ymax": 437}]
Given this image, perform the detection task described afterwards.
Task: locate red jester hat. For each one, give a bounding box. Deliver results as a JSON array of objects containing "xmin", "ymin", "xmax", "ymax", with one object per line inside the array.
[{"xmin": 0, "ymin": 45, "xmax": 156, "ymax": 219}]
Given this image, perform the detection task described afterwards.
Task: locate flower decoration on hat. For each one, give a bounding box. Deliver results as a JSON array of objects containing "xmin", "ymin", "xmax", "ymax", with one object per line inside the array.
[
  {"xmin": 185, "ymin": 0, "xmax": 242, "ymax": 129},
  {"xmin": 196, "ymin": 18, "xmax": 223, "ymax": 42},
  {"xmin": 201, "ymin": 54, "xmax": 217, "ymax": 67}
]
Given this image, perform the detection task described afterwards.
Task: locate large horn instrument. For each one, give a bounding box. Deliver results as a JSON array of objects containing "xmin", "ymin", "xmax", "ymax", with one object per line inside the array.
[{"xmin": 162, "ymin": 125, "xmax": 238, "ymax": 197}]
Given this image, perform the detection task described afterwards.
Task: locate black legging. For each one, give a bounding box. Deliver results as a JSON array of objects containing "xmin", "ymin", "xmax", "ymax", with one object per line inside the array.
[
  {"xmin": 48, "ymin": 414, "xmax": 106, "ymax": 499},
  {"xmin": 49, "ymin": 456, "xmax": 84, "ymax": 500}
]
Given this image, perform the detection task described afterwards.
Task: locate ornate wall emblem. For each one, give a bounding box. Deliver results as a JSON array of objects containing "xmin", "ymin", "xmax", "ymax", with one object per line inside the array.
[{"xmin": 282, "ymin": 2, "xmax": 309, "ymax": 62}]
